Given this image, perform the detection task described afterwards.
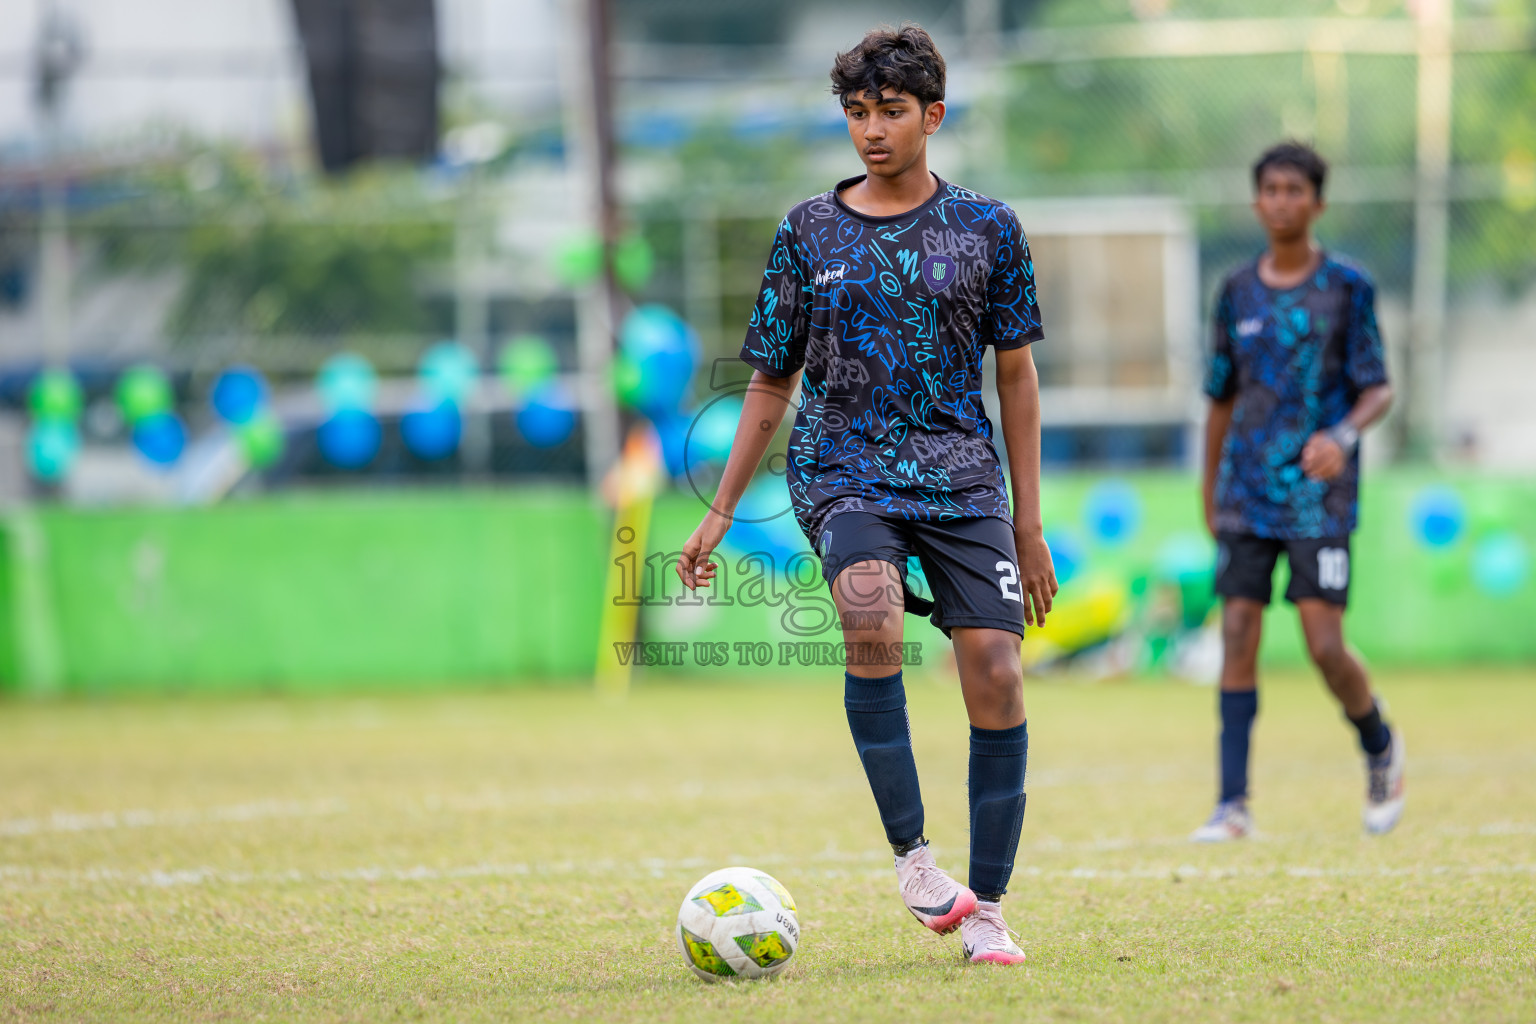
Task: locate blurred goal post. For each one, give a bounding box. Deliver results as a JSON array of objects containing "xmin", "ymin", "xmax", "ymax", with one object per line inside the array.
[{"xmin": 990, "ymin": 196, "xmax": 1202, "ymax": 467}]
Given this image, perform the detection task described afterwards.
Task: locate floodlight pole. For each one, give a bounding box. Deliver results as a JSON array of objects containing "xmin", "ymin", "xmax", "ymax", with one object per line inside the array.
[
  {"xmin": 561, "ymin": 0, "xmax": 621, "ymax": 489},
  {"xmin": 39, "ymin": 121, "xmax": 68, "ymax": 373},
  {"xmin": 35, "ymin": 0, "xmax": 82, "ymax": 374},
  {"xmin": 455, "ymin": 157, "xmax": 493, "ymax": 476},
  {"xmin": 964, "ymin": 0, "xmax": 1005, "ymax": 187},
  {"xmin": 1410, "ymin": 0, "xmax": 1452, "ymax": 462}
]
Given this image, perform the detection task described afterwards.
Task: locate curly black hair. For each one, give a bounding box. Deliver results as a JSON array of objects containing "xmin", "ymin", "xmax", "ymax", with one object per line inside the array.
[
  {"xmin": 830, "ymin": 24, "xmax": 946, "ymax": 108},
  {"xmin": 1253, "ymin": 140, "xmax": 1329, "ymax": 199}
]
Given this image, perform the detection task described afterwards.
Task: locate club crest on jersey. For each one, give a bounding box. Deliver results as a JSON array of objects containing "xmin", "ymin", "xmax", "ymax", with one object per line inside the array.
[{"xmin": 922, "ymin": 254, "xmax": 957, "ymax": 292}]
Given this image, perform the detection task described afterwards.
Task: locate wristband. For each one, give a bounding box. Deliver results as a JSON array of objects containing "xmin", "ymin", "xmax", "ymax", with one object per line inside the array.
[{"xmin": 1325, "ymin": 421, "xmax": 1360, "ymax": 455}]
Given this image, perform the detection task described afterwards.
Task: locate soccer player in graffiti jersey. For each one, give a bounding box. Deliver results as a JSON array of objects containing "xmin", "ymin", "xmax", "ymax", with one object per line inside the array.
[
  {"xmin": 1193, "ymin": 141, "xmax": 1403, "ymax": 842},
  {"xmin": 676, "ymin": 25, "xmax": 1055, "ymax": 964}
]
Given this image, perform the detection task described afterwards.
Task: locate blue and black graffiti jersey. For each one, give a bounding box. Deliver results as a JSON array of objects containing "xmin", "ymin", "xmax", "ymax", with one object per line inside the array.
[
  {"xmin": 1203, "ymin": 252, "xmax": 1389, "ymax": 539},
  {"xmin": 738, "ymin": 173, "xmax": 1044, "ymax": 547}
]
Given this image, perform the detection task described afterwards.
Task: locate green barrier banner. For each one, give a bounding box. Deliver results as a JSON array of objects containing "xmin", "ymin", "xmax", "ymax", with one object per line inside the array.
[{"xmin": 0, "ymin": 473, "xmax": 1529, "ymax": 696}]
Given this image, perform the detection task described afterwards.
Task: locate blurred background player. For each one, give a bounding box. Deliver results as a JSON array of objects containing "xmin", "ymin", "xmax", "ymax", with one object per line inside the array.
[
  {"xmin": 675, "ymin": 24, "xmax": 1056, "ymax": 964},
  {"xmin": 1194, "ymin": 141, "xmax": 1404, "ymax": 843}
]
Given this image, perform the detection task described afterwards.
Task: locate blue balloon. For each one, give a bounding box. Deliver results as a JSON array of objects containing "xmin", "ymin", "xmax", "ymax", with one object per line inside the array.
[
  {"xmin": 653, "ymin": 411, "xmax": 689, "ymax": 480},
  {"xmin": 318, "ymin": 407, "xmax": 381, "ymax": 468},
  {"xmin": 1084, "ymin": 480, "xmax": 1142, "ymax": 545},
  {"xmin": 517, "ymin": 383, "xmax": 577, "ymax": 448},
  {"xmin": 1411, "ymin": 486, "xmax": 1465, "ymax": 548},
  {"xmin": 621, "ymin": 304, "xmax": 691, "ymax": 360},
  {"xmin": 723, "ymin": 476, "xmax": 803, "ymax": 567},
  {"xmin": 688, "ymin": 397, "xmax": 741, "ymax": 465},
  {"xmin": 401, "ymin": 399, "xmax": 462, "ymax": 461},
  {"xmin": 27, "ymin": 420, "xmax": 80, "ymax": 481},
  {"xmin": 1045, "ymin": 529, "xmax": 1087, "ymax": 586},
  {"xmin": 419, "ymin": 341, "xmax": 479, "ymax": 404},
  {"xmin": 1471, "ymin": 532, "xmax": 1529, "ymax": 597},
  {"xmin": 1155, "ymin": 532, "xmax": 1216, "ymax": 582},
  {"xmin": 132, "ymin": 412, "xmax": 187, "ymax": 466},
  {"xmin": 318, "ymin": 354, "xmax": 377, "ymax": 413},
  {"xmin": 210, "ymin": 366, "xmax": 268, "ymax": 425},
  {"xmin": 619, "ymin": 305, "xmax": 699, "ymax": 419},
  {"xmin": 657, "ymin": 398, "xmax": 741, "ymax": 482}
]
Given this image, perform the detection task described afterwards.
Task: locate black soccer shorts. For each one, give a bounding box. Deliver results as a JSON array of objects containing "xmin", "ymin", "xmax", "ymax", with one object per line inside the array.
[
  {"xmin": 815, "ymin": 511, "xmax": 1027, "ymax": 639},
  {"xmin": 1214, "ymin": 531, "xmax": 1353, "ymax": 607}
]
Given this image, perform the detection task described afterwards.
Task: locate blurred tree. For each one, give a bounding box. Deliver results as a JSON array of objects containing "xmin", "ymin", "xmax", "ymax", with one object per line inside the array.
[
  {"xmin": 995, "ymin": 1, "xmax": 1536, "ymax": 294},
  {"xmin": 86, "ymin": 147, "xmax": 453, "ymax": 345}
]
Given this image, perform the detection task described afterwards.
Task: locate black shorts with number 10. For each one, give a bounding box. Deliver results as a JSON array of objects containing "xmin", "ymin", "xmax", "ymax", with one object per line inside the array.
[
  {"xmin": 1215, "ymin": 531, "xmax": 1353, "ymax": 607},
  {"xmin": 815, "ymin": 511, "xmax": 1027, "ymax": 639}
]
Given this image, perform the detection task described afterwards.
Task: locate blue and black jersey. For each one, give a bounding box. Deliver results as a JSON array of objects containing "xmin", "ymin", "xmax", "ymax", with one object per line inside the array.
[
  {"xmin": 1203, "ymin": 253, "xmax": 1389, "ymax": 539},
  {"xmin": 739, "ymin": 173, "xmax": 1044, "ymax": 548}
]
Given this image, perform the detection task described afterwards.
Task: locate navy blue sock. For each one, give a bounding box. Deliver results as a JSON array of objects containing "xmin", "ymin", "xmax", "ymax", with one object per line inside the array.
[
  {"xmin": 844, "ymin": 670, "xmax": 924, "ymax": 848},
  {"xmin": 1219, "ymin": 690, "xmax": 1259, "ymax": 803},
  {"xmin": 1348, "ymin": 701, "xmax": 1391, "ymax": 757},
  {"xmin": 968, "ymin": 722, "xmax": 1028, "ymax": 900}
]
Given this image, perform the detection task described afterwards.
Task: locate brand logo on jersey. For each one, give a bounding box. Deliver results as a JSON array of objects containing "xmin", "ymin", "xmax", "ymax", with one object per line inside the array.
[
  {"xmin": 815, "ymin": 262, "xmax": 847, "ymax": 287},
  {"xmin": 922, "ymin": 254, "xmax": 956, "ymax": 293},
  {"xmin": 1237, "ymin": 316, "xmax": 1264, "ymax": 337}
]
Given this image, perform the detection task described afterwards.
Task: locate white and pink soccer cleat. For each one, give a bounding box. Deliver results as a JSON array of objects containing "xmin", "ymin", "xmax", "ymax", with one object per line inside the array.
[
  {"xmin": 961, "ymin": 900, "xmax": 1027, "ymax": 965},
  {"xmin": 1363, "ymin": 728, "xmax": 1406, "ymax": 835},
  {"xmin": 1190, "ymin": 799, "xmax": 1254, "ymax": 843},
  {"xmin": 895, "ymin": 842, "xmax": 976, "ymax": 935}
]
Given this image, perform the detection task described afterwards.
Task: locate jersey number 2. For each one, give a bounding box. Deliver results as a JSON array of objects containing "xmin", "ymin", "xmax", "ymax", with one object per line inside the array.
[{"xmin": 995, "ymin": 561, "xmax": 1023, "ymax": 603}]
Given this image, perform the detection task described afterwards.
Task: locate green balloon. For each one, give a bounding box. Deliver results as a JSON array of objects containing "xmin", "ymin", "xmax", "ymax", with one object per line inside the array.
[
  {"xmin": 613, "ymin": 233, "xmax": 655, "ymax": 292},
  {"xmin": 117, "ymin": 365, "xmax": 173, "ymax": 424},
  {"xmin": 552, "ymin": 231, "xmax": 655, "ymax": 291},
  {"xmin": 236, "ymin": 414, "xmax": 285, "ymax": 468},
  {"xmin": 552, "ymin": 232, "xmax": 603, "ymax": 288},
  {"xmin": 611, "ymin": 353, "xmax": 643, "ymax": 408},
  {"xmin": 28, "ymin": 369, "xmax": 83, "ymax": 422},
  {"xmin": 500, "ymin": 336, "xmax": 558, "ymax": 399}
]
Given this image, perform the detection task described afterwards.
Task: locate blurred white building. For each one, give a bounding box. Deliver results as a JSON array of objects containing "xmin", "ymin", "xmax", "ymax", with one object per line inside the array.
[{"xmin": 0, "ymin": 0, "xmax": 563, "ymax": 152}]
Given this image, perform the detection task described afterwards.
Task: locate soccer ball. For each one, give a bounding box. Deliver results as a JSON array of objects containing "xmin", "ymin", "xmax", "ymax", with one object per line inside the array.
[{"xmin": 675, "ymin": 866, "xmax": 799, "ymax": 981}]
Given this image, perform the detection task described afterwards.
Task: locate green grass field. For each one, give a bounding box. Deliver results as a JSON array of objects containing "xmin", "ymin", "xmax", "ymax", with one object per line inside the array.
[{"xmin": 3, "ymin": 668, "xmax": 1533, "ymax": 1022}]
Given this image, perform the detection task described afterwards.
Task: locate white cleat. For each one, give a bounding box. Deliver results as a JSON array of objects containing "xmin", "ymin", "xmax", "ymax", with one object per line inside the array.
[
  {"xmin": 895, "ymin": 842, "xmax": 976, "ymax": 935},
  {"xmin": 1363, "ymin": 728, "xmax": 1406, "ymax": 835},
  {"xmin": 961, "ymin": 900, "xmax": 1027, "ymax": 965},
  {"xmin": 1190, "ymin": 800, "xmax": 1254, "ymax": 843}
]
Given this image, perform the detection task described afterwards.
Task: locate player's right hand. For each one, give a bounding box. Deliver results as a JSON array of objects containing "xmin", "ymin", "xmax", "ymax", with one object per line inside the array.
[{"xmin": 677, "ymin": 510, "xmax": 732, "ymax": 591}]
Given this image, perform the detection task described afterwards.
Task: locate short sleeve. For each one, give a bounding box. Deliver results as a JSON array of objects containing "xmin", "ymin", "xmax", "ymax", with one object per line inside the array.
[
  {"xmin": 1203, "ymin": 285, "xmax": 1237, "ymax": 401},
  {"xmin": 738, "ymin": 217, "xmax": 810, "ymax": 378},
  {"xmin": 984, "ymin": 207, "xmax": 1045, "ymax": 350},
  {"xmin": 1344, "ymin": 272, "xmax": 1389, "ymax": 395}
]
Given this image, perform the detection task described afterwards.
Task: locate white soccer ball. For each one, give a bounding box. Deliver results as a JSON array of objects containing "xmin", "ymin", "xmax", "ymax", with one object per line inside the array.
[{"xmin": 675, "ymin": 866, "xmax": 799, "ymax": 981}]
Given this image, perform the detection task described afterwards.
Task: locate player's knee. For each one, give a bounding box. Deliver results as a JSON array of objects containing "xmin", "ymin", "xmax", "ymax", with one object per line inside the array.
[
  {"xmin": 1222, "ymin": 604, "xmax": 1263, "ymax": 653},
  {"xmin": 1305, "ymin": 630, "xmax": 1347, "ymax": 672},
  {"xmin": 839, "ymin": 609, "xmax": 899, "ymax": 649},
  {"xmin": 969, "ymin": 642, "xmax": 1024, "ymax": 712},
  {"xmin": 984, "ymin": 659, "xmax": 1022, "ymax": 698}
]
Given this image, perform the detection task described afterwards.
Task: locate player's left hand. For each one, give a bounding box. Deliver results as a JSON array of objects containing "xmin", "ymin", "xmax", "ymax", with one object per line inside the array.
[
  {"xmin": 1015, "ymin": 529, "xmax": 1058, "ymax": 628},
  {"xmin": 1300, "ymin": 432, "xmax": 1346, "ymax": 481}
]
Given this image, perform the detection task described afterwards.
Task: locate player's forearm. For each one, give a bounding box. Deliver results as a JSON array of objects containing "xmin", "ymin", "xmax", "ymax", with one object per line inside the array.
[
  {"xmin": 1319, "ymin": 384, "xmax": 1392, "ymax": 457},
  {"xmin": 995, "ymin": 350, "xmax": 1044, "ymax": 535},
  {"xmin": 711, "ymin": 370, "xmax": 799, "ymax": 516},
  {"xmin": 1203, "ymin": 398, "xmax": 1234, "ymax": 499},
  {"xmin": 1345, "ymin": 384, "xmax": 1393, "ymax": 432}
]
